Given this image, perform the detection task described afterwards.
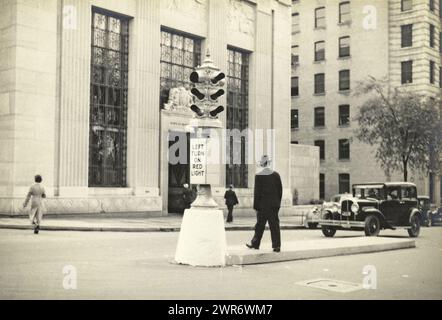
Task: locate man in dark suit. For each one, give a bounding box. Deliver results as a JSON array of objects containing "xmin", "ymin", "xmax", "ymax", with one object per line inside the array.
[
  {"xmin": 224, "ymin": 184, "xmax": 239, "ymax": 223},
  {"xmin": 246, "ymin": 155, "xmax": 283, "ymax": 252},
  {"xmin": 182, "ymin": 183, "xmax": 194, "ymax": 211}
]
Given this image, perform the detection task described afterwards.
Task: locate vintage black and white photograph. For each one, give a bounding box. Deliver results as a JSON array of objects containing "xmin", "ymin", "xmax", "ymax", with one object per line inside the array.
[{"xmin": 0, "ymin": 0, "xmax": 441, "ymax": 304}]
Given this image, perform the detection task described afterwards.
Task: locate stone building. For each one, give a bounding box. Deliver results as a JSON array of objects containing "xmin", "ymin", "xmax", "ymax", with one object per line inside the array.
[
  {"xmin": 290, "ymin": 0, "xmax": 442, "ymax": 204},
  {"xmin": 1, "ymin": 0, "xmax": 318, "ymax": 215}
]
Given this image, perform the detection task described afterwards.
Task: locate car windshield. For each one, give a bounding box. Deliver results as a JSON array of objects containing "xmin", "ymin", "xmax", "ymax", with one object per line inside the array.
[{"xmin": 353, "ymin": 187, "xmax": 383, "ymax": 200}]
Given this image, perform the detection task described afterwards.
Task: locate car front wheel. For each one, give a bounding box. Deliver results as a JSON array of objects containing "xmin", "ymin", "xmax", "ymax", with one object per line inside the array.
[
  {"xmin": 321, "ymin": 225, "xmax": 336, "ymax": 237},
  {"xmin": 364, "ymin": 215, "xmax": 381, "ymax": 237},
  {"xmin": 407, "ymin": 215, "xmax": 420, "ymax": 238}
]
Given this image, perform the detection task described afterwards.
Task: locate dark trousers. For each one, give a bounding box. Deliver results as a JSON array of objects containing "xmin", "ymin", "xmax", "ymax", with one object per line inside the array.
[
  {"xmin": 251, "ymin": 208, "xmax": 281, "ymax": 249},
  {"xmin": 226, "ymin": 205, "xmax": 234, "ymax": 222}
]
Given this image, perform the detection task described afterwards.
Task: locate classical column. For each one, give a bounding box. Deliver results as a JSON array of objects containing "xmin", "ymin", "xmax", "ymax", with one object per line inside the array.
[
  {"xmin": 207, "ymin": 0, "xmax": 228, "ymax": 189},
  {"xmin": 127, "ymin": 0, "xmax": 161, "ymax": 195},
  {"xmin": 271, "ymin": 2, "xmax": 292, "ymax": 199},
  {"xmin": 252, "ymin": 7, "xmax": 273, "ymax": 187},
  {"xmin": 57, "ymin": 0, "xmax": 91, "ymax": 196}
]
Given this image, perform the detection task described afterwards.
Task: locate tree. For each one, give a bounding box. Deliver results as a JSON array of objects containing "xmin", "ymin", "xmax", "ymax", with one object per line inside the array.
[{"xmin": 355, "ymin": 77, "xmax": 441, "ymax": 182}]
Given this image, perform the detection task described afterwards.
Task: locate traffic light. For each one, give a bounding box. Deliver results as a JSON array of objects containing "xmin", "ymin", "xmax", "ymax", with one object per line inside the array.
[
  {"xmin": 190, "ymin": 105, "xmax": 204, "ymax": 117},
  {"xmin": 209, "ymin": 106, "xmax": 224, "ymax": 117},
  {"xmin": 189, "ymin": 54, "xmax": 226, "ymax": 119},
  {"xmin": 211, "ymin": 71, "xmax": 225, "ymax": 85}
]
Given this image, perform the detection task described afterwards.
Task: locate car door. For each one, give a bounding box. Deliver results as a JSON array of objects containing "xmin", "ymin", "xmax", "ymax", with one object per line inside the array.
[
  {"xmin": 400, "ymin": 186, "xmax": 418, "ymax": 226},
  {"xmin": 380, "ymin": 186, "xmax": 401, "ymax": 225}
]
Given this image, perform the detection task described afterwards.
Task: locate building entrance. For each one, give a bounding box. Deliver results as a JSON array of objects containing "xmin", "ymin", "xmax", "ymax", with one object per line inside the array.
[{"xmin": 168, "ymin": 131, "xmax": 190, "ymax": 214}]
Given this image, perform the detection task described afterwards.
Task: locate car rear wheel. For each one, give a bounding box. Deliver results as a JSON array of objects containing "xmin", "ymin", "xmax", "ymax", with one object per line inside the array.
[
  {"xmin": 364, "ymin": 215, "xmax": 380, "ymax": 237},
  {"xmin": 407, "ymin": 215, "xmax": 420, "ymax": 238},
  {"xmin": 321, "ymin": 225, "xmax": 336, "ymax": 237}
]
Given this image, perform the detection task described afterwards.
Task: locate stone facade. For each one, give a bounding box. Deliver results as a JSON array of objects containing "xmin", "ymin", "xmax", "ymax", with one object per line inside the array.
[
  {"xmin": 0, "ymin": 0, "xmax": 314, "ymax": 215},
  {"xmin": 291, "ymin": 0, "xmax": 442, "ymax": 204}
]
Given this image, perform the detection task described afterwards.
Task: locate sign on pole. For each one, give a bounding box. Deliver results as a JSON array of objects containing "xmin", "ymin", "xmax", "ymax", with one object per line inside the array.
[{"xmin": 190, "ymin": 138, "xmax": 207, "ymax": 184}]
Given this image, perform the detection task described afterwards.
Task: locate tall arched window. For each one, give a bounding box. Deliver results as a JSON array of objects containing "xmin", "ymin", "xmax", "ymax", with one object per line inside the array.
[
  {"xmin": 226, "ymin": 47, "xmax": 249, "ymax": 188},
  {"xmin": 89, "ymin": 8, "xmax": 130, "ymax": 187},
  {"xmin": 159, "ymin": 29, "xmax": 202, "ymax": 109}
]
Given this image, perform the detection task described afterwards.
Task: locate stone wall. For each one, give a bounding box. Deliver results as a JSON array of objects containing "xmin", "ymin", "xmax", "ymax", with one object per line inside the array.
[{"xmin": 0, "ymin": 0, "xmax": 59, "ymax": 212}]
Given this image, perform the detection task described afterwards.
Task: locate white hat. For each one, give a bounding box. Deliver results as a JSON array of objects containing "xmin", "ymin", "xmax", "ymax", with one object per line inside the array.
[{"xmin": 258, "ymin": 155, "xmax": 272, "ymax": 167}]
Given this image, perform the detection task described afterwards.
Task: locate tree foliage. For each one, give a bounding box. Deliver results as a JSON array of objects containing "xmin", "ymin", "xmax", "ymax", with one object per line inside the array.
[{"xmin": 355, "ymin": 77, "xmax": 442, "ymax": 181}]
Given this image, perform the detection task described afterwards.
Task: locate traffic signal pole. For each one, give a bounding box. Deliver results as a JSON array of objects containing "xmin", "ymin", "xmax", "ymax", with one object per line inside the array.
[{"xmin": 174, "ymin": 50, "xmax": 227, "ymax": 267}]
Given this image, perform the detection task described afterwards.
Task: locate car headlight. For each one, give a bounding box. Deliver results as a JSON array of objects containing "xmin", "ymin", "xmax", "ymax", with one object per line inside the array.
[
  {"xmin": 351, "ymin": 203, "xmax": 359, "ymax": 213},
  {"xmin": 332, "ymin": 204, "xmax": 339, "ymax": 212}
]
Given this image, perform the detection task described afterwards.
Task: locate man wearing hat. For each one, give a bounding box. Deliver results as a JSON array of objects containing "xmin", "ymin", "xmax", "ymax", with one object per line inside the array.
[
  {"xmin": 246, "ymin": 155, "xmax": 282, "ymax": 252},
  {"xmin": 224, "ymin": 184, "xmax": 239, "ymax": 223},
  {"xmin": 182, "ymin": 183, "xmax": 194, "ymax": 211}
]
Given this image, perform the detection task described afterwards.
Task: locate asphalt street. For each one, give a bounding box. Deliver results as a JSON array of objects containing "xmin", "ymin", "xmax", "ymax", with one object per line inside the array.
[{"xmin": 0, "ymin": 227, "xmax": 441, "ymax": 299}]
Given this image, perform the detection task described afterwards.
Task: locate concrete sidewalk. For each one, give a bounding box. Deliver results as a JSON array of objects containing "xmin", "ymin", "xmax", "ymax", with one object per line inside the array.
[
  {"xmin": 0, "ymin": 214, "xmax": 305, "ymax": 232},
  {"xmin": 226, "ymin": 237, "xmax": 416, "ymax": 265}
]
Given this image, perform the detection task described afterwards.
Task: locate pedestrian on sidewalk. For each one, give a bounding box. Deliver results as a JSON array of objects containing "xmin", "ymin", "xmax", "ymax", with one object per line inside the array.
[
  {"xmin": 23, "ymin": 174, "xmax": 46, "ymax": 234},
  {"xmin": 182, "ymin": 183, "xmax": 194, "ymax": 211},
  {"xmin": 246, "ymin": 155, "xmax": 283, "ymax": 252},
  {"xmin": 224, "ymin": 184, "xmax": 239, "ymax": 223}
]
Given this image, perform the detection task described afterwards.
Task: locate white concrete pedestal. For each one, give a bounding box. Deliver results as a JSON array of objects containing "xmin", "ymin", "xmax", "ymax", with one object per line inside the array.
[{"xmin": 174, "ymin": 208, "xmax": 227, "ymax": 267}]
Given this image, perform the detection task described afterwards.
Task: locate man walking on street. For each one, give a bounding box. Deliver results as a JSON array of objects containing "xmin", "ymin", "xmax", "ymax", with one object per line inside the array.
[
  {"xmin": 224, "ymin": 184, "xmax": 239, "ymax": 223},
  {"xmin": 23, "ymin": 174, "xmax": 46, "ymax": 234},
  {"xmin": 246, "ymin": 155, "xmax": 282, "ymax": 252}
]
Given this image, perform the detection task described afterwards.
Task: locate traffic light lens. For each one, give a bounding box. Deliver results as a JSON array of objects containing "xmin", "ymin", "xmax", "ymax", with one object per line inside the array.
[
  {"xmin": 210, "ymin": 89, "xmax": 225, "ymax": 101},
  {"xmin": 190, "ymin": 71, "xmax": 199, "ymax": 83},
  {"xmin": 211, "ymin": 72, "xmax": 225, "ymax": 84},
  {"xmin": 209, "ymin": 106, "xmax": 224, "ymax": 117},
  {"xmin": 191, "ymin": 88, "xmax": 205, "ymax": 101},
  {"xmin": 190, "ymin": 105, "xmax": 204, "ymax": 117}
]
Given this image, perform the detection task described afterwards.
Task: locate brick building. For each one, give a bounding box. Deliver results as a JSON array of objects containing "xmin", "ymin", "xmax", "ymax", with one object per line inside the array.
[{"xmin": 290, "ymin": 0, "xmax": 442, "ymax": 204}]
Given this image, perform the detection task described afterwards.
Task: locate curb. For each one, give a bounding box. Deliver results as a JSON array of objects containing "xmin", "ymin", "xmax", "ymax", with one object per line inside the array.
[
  {"xmin": 0, "ymin": 224, "xmax": 306, "ymax": 233},
  {"xmin": 226, "ymin": 238, "xmax": 416, "ymax": 265}
]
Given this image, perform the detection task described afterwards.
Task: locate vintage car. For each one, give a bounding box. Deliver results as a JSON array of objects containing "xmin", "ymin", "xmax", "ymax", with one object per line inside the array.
[
  {"xmin": 305, "ymin": 194, "xmax": 352, "ymax": 229},
  {"xmin": 319, "ymin": 182, "xmax": 422, "ymax": 238},
  {"xmin": 431, "ymin": 207, "xmax": 442, "ymax": 226},
  {"xmin": 305, "ymin": 206, "xmax": 321, "ymax": 229},
  {"xmin": 417, "ymin": 196, "xmax": 431, "ymax": 227}
]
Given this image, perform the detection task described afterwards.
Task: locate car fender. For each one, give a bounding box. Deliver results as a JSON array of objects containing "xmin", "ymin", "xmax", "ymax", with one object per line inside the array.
[
  {"xmin": 321, "ymin": 209, "xmax": 331, "ymax": 219},
  {"xmin": 322, "ymin": 209, "xmax": 339, "ymax": 220},
  {"xmin": 408, "ymin": 208, "xmax": 421, "ymax": 224},
  {"xmin": 307, "ymin": 206, "xmax": 321, "ymax": 219},
  {"xmin": 361, "ymin": 207, "xmax": 391, "ymax": 228}
]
